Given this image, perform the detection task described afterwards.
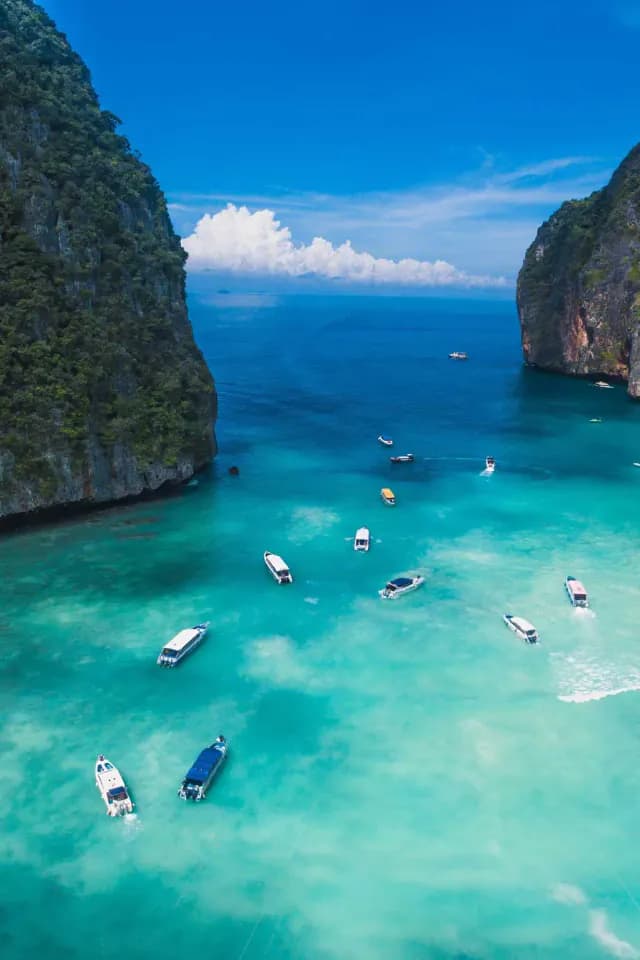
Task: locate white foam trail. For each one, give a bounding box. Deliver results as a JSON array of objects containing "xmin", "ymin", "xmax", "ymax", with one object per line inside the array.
[
  {"xmin": 589, "ymin": 909, "xmax": 639, "ymax": 958},
  {"xmin": 559, "ymin": 684, "xmax": 640, "ymax": 703},
  {"xmin": 304, "ymin": 597, "xmax": 319, "ymax": 605}
]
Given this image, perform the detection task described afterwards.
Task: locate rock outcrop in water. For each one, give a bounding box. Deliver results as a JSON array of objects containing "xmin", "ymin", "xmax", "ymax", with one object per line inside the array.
[
  {"xmin": 517, "ymin": 144, "xmax": 640, "ymax": 397},
  {"xmin": 0, "ymin": 0, "xmax": 216, "ymax": 522}
]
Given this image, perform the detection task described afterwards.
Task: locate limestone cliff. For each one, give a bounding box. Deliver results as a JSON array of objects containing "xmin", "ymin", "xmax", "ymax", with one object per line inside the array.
[
  {"xmin": 0, "ymin": 0, "xmax": 216, "ymax": 522},
  {"xmin": 517, "ymin": 144, "xmax": 640, "ymax": 397}
]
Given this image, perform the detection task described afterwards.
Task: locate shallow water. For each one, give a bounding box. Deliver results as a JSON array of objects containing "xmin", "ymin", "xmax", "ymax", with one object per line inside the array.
[{"xmin": 2, "ymin": 294, "xmax": 640, "ymax": 959}]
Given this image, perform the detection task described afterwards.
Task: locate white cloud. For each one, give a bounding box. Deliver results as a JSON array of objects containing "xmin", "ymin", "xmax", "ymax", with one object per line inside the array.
[
  {"xmin": 182, "ymin": 203, "xmax": 506, "ymax": 288},
  {"xmin": 172, "ymin": 155, "xmax": 612, "ymax": 282}
]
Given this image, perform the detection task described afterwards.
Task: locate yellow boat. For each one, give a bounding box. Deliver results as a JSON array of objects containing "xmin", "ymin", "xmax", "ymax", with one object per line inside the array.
[{"xmin": 380, "ymin": 487, "xmax": 396, "ymax": 506}]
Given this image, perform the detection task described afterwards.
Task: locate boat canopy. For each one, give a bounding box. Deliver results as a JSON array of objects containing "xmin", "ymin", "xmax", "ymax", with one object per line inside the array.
[
  {"xmin": 163, "ymin": 627, "xmax": 201, "ymax": 653},
  {"xmin": 266, "ymin": 553, "xmax": 289, "ymax": 573},
  {"xmin": 381, "ymin": 488, "xmax": 395, "ymax": 498},
  {"xmin": 390, "ymin": 577, "xmax": 413, "ymax": 587},
  {"xmin": 511, "ymin": 616, "xmax": 536, "ymax": 633},
  {"xmin": 186, "ymin": 747, "xmax": 224, "ymax": 785},
  {"xmin": 107, "ymin": 787, "xmax": 127, "ymax": 800},
  {"xmin": 568, "ymin": 578, "xmax": 587, "ymax": 595}
]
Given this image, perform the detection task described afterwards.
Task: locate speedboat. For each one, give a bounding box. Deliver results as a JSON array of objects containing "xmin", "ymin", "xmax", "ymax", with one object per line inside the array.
[
  {"xmin": 594, "ymin": 381, "xmax": 613, "ymax": 389},
  {"xmin": 264, "ymin": 550, "xmax": 293, "ymax": 584},
  {"xmin": 485, "ymin": 456, "xmax": 496, "ymax": 473},
  {"xmin": 503, "ymin": 614, "xmax": 539, "ymax": 644},
  {"xmin": 178, "ymin": 735, "xmax": 228, "ymax": 801},
  {"xmin": 589, "ymin": 418, "xmax": 603, "ymax": 423},
  {"xmin": 157, "ymin": 622, "xmax": 209, "ymax": 666},
  {"xmin": 95, "ymin": 755, "xmax": 134, "ymax": 816},
  {"xmin": 379, "ymin": 574, "xmax": 425, "ymax": 599},
  {"xmin": 378, "ymin": 436, "xmax": 393, "ymax": 446},
  {"xmin": 390, "ymin": 454, "xmax": 414, "ymax": 463},
  {"xmin": 565, "ymin": 576, "xmax": 589, "ymax": 608},
  {"xmin": 380, "ymin": 487, "xmax": 396, "ymax": 506},
  {"xmin": 354, "ymin": 527, "xmax": 371, "ymax": 552},
  {"xmin": 449, "ymin": 351, "xmax": 468, "ymax": 360}
]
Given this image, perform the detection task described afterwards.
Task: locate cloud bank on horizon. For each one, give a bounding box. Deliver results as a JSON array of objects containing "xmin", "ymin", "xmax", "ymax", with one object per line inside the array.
[{"xmin": 181, "ymin": 204, "xmax": 507, "ymax": 289}]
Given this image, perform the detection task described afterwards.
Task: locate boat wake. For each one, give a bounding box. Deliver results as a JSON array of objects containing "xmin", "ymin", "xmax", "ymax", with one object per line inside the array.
[
  {"xmin": 304, "ymin": 597, "xmax": 319, "ymax": 605},
  {"xmin": 553, "ymin": 650, "xmax": 640, "ymax": 703}
]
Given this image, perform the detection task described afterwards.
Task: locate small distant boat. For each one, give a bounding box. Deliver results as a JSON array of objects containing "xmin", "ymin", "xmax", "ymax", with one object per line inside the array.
[
  {"xmin": 264, "ymin": 550, "xmax": 293, "ymax": 584},
  {"xmin": 594, "ymin": 381, "xmax": 613, "ymax": 389},
  {"xmin": 379, "ymin": 574, "xmax": 425, "ymax": 599},
  {"xmin": 485, "ymin": 456, "xmax": 496, "ymax": 473},
  {"xmin": 378, "ymin": 435, "xmax": 393, "ymax": 446},
  {"xmin": 449, "ymin": 352, "xmax": 468, "ymax": 360},
  {"xmin": 95, "ymin": 755, "xmax": 134, "ymax": 816},
  {"xmin": 390, "ymin": 454, "xmax": 414, "ymax": 463},
  {"xmin": 503, "ymin": 614, "xmax": 539, "ymax": 644},
  {"xmin": 565, "ymin": 576, "xmax": 589, "ymax": 608},
  {"xmin": 178, "ymin": 735, "xmax": 228, "ymax": 801},
  {"xmin": 589, "ymin": 418, "xmax": 603, "ymax": 423},
  {"xmin": 633, "ymin": 462, "xmax": 640, "ymax": 468},
  {"xmin": 354, "ymin": 527, "xmax": 371, "ymax": 552},
  {"xmin": 157, "ymin": 622, "xmax": 209, "ymax": 667},
  {"xmin": 380, "ymin": 487, "xmax": 396, "ymax": 506}
]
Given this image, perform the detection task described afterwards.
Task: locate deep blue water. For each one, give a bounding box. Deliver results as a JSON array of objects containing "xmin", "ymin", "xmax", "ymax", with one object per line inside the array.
[{"xmin": 1, "ymin": 294, "xmax": 640, "ymax": 960}]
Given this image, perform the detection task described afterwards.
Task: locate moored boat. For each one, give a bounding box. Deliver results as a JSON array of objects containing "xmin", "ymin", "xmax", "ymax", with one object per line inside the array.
[
  {"xmin": 178, "ymin": 735, "xmax": 228, "ymax": 801},
  {"xmin": 485, "ymin": 456, "xmax": 496, "ymax": 473},
  {"xmin": 377, "ymin": 435, "xmax": 393, "ymax": 446},
  {"xmin": 157, "ymin": 622, "xmax": 209, "ymax": 667},
  {"xmin": 449, "ymin": 351, "xmax": 468, "ymax": 360},
  {"xmin": 264, "ymin": 550, "xmax": 293, "ymax": 584},
  {"xmin": 380, "ymin": 487, "xmax": 396, "ymax": 506},
  {"xmin": 354, "ymin": 527, "xmax": 371, "ymax": 552},
  {"xmin": 594, "ymin": 380, "xmax": 613, "ymax": 389},
  {"xmin": 565, "ymin": 576, "xmax": 589, "ymax": 608},
  {"xmin": 503, "ymin": 614, "xmax": 539, "ymax": 644},
  {"xmin": 390, "ymin": 454, "xmax": 414, "ymax": 463},
  {"xmin": 95, "ymin": 755, "xmax": 134, "ymax": 816},
  {"xmin": 379, "ymin": 574, "xmax": 425, "ymax": 599}
]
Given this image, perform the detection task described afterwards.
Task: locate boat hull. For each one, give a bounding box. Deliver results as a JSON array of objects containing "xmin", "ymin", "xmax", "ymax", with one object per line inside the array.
[
  {"xmin": 502, "ymin": 615, "xmax": 539, "ymax": 644},
  {"xmin": 157, "ymin": 625, "xmax": 208, "ymax": 667},
  {"xmin": 95, "ymin": 757, "xmax": 134, "ymax": 816}
]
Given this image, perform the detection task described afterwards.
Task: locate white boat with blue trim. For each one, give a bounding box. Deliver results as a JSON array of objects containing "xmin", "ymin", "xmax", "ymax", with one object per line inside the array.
[
  {"xmin": 157, "ymin": 622, "xmax": 209, "ymax": 666},
  {"xmin": 503, "ymin": 614, "xmax": 539, "ymax": 644},
  {"xmin": 379, "ymin": 574, "xmax": 424, "ymax": 599},
  {"xmin": 354, "ymin": 527, "xmax": 371, "ymax": 552},
  {"xmin": 95, "ymin": 755, "xmax": 134, "ymax": 816},
  {"xmin": 565, "ymin": 576, "xmax": 589, "ymax": 608}
]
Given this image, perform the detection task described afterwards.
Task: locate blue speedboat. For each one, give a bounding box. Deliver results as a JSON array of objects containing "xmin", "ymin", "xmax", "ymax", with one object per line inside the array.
[{"xmin": 178, "ymin": 735, "xmax": 228, "ymax": 801}]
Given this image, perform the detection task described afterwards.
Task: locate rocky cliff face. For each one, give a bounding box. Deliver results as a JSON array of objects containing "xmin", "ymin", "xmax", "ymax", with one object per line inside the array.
[
  {"xmin": 0, "ymin": 0, "xmax": 216, "ymax": 522},
  {"xmin": 517, "ymin": 144, "xmax": 640, "ymax": 397}
]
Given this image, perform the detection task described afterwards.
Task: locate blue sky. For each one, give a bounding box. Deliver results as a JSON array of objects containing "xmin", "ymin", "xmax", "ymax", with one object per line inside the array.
[{"xmin": 42, "ymin": 0, "xmax": 640, "ymax": 288}]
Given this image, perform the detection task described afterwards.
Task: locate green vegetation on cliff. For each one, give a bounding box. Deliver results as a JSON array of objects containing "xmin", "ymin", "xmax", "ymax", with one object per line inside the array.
[
  {"xmin": 0, "ymin": 0, "xmax": 215, "ymax": 515},
  {"xmin": 517, "ymin": 144, "xmax": 640, "ymax": 395}
]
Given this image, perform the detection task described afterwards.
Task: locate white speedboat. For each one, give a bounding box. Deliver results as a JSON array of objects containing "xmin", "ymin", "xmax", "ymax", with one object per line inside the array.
[
  {"xmin": 157, "ymin": 622, "xmax": 209, "ymax": 666},
  {"xmin": 449, "ymin": 351, "xmax": 468, "ymax": 360},
  {"xmin": 378, "ymin": 435, "xmax": 393, "ymax": 446},
  {"xmin": 354, "ymin": 527, "xmax": 371, "ymax": 552},
  {"xmin": 594, "ymin": 381, "xmax": 613, "ymax": 389},
  {"xmin": 485, "ymin": 456, "xmax": 496, "ymax": 473},
  {"xmin": 178, "ymin": 735, "xmax": 228, "ymax": 801},
  {"xmin": 95, "ymin": 755, "xmax": 134, "ymax": 816},
  {"xmin": 503, "ymin": 614, "xmax": 539, "ymax": 644},
  {"xmin": 390, "ymin": 454, "xmax": 414, "ymax": 463},
  {"xmin": 565, "ymin": 576, "xmax": 589, "ymax": 608},
  {"xmin": 379, "ymin": 574, "xmax": 425, "ymax": 599},
  {"xmin": 380, "ymin": 487, "xmax": 396, "ymax": 506},
  {"xmin": 264, "ymin": 550, "xmax": 293, "ymax": 584}
]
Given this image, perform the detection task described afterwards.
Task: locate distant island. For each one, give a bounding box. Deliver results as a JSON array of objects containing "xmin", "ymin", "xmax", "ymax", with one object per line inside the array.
[
  {"xmin": 0, "ymin": 0, "xmax": 216, "ymax": 524},
  {"xmin": 517, "ymin": 143, "xmax": 640, "ymax": 397}
]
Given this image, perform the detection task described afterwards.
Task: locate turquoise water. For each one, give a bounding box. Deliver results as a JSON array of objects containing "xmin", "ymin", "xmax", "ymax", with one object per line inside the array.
[{"xmin": 2, "ymin": 294, "xmax": 640, "ymax": 959}]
